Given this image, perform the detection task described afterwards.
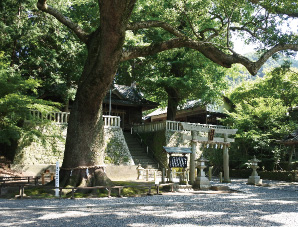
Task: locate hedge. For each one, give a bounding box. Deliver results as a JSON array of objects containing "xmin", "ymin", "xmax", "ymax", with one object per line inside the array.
[{"xmin": 230, "ymin": 169, "xmax": 297, "ymax": 182}]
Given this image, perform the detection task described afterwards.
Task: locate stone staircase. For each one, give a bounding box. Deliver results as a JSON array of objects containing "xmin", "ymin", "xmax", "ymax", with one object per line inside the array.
[{"xmin": 123, "ymin": 132, "xmax": 159, "ymax": 169}]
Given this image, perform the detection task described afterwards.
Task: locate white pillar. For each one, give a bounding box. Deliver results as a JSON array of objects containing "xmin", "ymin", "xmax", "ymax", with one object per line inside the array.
[
  {"xmin": 190, "ymin": 131, "xmax": 197, "ymax": 185},
  {"xmin": 223, "ymin": 134, "xmax": 230, "ymax": 182}
]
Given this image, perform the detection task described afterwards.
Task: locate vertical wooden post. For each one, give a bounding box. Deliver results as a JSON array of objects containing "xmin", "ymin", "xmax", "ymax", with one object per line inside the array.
[
  {"xmin": 146, "ymin": 169, "xmax": 149, "ymax": 181},
  {"xmin": 71, "ymin": 188, "xmax": 75, "ymax": 199},
  {"xmin": 41, "ymin": 173, "xmax": 45, "ymax": 185},
  {"xmin": 19, "ymin": 185, "xmax": 24, "ymax": 199},
  {"xmin": 162, "ymin": 168, "xmax": 165, "ymax": 183},
  {"xmin": 107, "ymin": 187, "xmax": 111, "ymax": 197},
  {"xmin": 50, "ymin": 173, "xmax": 54, "ymax": 181}
]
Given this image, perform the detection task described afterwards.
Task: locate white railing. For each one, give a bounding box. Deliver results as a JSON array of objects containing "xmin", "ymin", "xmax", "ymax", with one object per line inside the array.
[
  {"xmin": 133, "ymin": 120, "xmax": 230, "ymax": 133},
  {"xmin": 103, "ymin": 115, "xmax": 121, "ymax": 128},
  {"xmin": 133, "ymin": 121, "xmax": 166, "ymax": 133},
  {"xmin": 30, "ymin": 110, "xmax": 70, "ymax": 124},
  {"xmin": 166, "ymin": 121, "xmax": 182, "ymax": 131},
  {"xmin": 29, "ymin": 111, "xmax": 120, "ymax": 128},
  {"xmin": 187, "ymin": 122, "xmax": 230, "ymax": 130}
]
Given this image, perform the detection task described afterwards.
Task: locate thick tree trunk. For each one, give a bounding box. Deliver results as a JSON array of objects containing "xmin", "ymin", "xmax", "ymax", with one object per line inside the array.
[
  {"xmin": 166, "ymin": 87, "xmax": 180, "ymax": 121},
  {"xmin": 60, "ymin": 0, "xmax": 135, "ymax": 186}
]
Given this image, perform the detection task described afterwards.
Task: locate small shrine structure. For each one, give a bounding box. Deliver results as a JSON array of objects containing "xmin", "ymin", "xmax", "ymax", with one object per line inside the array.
[
  {"xmin": 163, "ymin": 147, "xmax": 192, "ymax": 183},
  {"xmin": 277, "ymin": 129, "xmax": 298, "ymax": 169},
  {"xmin": 180, "ymin": 122, "xmax": 237, "ymax": 184}
]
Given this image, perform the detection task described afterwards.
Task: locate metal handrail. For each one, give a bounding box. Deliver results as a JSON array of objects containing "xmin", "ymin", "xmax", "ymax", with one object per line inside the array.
[{"xmin": 133, "ymin": 131, "xmax": 165, "ymax": 169}]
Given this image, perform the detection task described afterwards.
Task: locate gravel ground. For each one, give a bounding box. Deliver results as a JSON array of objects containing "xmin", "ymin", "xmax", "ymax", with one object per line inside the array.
[{"xmin": 0, "ymin": 179, "xmax": 297, "ymax": 227}]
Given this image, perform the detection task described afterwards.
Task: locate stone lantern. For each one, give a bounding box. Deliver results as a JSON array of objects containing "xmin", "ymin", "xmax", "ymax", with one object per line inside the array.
[
  {"xmin": 193, "ymin": 155, "xmax": 211, "ymax": 189},
  {"xmin": 247, "ymin": 156, "xmax": 262, "ymax": 185}
]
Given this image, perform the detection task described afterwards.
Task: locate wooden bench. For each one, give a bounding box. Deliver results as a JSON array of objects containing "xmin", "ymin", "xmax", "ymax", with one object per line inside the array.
[
  {"xmin": 0, "ymin": 176, "xmax": 40, "ymax": 185},
  {"xmin": 2, "ymin": 182, "xmax": 178, "ymax": 199},
  {"xmin": 0, "ymin": 176, "xmax": 40, "ymax": 196}
]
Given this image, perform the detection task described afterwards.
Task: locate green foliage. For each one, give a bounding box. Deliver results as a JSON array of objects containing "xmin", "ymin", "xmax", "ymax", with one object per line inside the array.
[
  {"xmin": 0, "ymin": 56, "xmax": 60, "ymax": 150},
  {"xmin": 230, "ymin": 63, "xmax": 298, "ymax": 107},
  {"xmin": 117, "ymin": 48, "xmax": 228, "ymax": 116},
  {"xmin": 0, "ymin": 0, "xmax": 86, "ymax": 159},
  {"xmin": 223, "ymin": 65, "xmax": 298, "ymax": 170},
  {"xmin": 230, "ymin": 169, "xmax": 297, "ymax": 182},
  {"xmin": 0, "ymin": 0, "xmax": 86, "ymax": 111}
]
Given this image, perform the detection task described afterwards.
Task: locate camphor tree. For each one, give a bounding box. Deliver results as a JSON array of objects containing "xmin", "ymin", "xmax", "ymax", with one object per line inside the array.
[{"xmin": 36, "ymin": 0, "xmax": 298, "ymax": 186}]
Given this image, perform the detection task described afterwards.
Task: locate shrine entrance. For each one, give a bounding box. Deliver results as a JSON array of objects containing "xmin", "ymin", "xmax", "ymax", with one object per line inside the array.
[{"xmin": 180, "ymin": 122, "xmax": 238, "ymax": 184}]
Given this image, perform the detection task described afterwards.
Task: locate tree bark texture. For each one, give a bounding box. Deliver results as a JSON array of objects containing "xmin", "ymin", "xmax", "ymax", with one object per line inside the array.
[
  {"xmin": 166, "ymin": 87, "xmax": 181, "ymax": 121},
  {"xmin": 59, "ymin": 0, "xmax": 136, "ymax": 185}
]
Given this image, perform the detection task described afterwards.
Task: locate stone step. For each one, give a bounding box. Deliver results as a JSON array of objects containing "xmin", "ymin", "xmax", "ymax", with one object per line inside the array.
[{"xmin": 124, "ymin": 132, "xmax": 159, "ymax": 169}]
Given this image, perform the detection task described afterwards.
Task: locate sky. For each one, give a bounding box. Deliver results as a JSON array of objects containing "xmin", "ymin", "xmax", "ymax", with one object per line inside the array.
[{"xmin": 232, "ymin": 18, "xmax": 298, "ymax": 57}]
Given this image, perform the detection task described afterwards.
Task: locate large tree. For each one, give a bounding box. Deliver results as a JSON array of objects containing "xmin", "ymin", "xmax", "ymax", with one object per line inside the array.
[{"xmin": 36, "ymin": 0, "xmax": 298, "ymax": 186}]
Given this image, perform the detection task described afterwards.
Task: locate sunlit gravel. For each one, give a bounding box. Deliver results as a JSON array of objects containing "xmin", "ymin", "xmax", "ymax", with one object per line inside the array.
[{"xmin": 0, "ymin": 179, "xmax": 297, "ymax": 227}]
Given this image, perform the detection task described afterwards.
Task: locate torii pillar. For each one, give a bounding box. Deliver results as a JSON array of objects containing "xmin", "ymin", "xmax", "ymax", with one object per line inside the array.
[
  {"xmin": 189, "ymin": 131, "xmax": 197, "ymax": 184},
  {"xmin": 180, "ymin": 122, "xmax": 237, "ymax": 185},
  {"xmin": 223, "ymin": 134, "xmax": 230, "ymax": 182}
]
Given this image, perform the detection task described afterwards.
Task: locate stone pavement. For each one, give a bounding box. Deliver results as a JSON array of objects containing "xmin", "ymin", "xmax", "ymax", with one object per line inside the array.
[{"xmin": 0, "ymin": 179, "xmax": 297, "ymax": 227}]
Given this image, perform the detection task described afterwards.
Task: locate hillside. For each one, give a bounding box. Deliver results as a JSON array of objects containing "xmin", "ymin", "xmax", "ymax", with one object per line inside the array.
[{"xmin": 245, "ymin": 52, "xmax": 298, "ymax": 77}]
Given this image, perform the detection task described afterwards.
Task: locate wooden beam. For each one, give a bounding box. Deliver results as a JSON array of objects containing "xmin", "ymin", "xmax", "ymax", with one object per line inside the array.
[
  {"xmin": 180, "ymin": 122, "xmax": 237, "ymax": 135},
  {"xmin": 183, "ymin": 135, "xmax": 234, "ymax": 143}
]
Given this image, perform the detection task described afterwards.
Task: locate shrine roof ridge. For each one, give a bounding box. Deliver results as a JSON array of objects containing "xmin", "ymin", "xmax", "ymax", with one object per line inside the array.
[{"xmin": 163, "ymin": 146, "xmax": 192, "ymax": 154}]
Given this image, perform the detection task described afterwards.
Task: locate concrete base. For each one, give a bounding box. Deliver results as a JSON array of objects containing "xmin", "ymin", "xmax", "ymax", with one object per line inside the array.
[
  {"xmin": 105, "ymin": 165, "xmax": 138, "ymax": 181},
  {"xmin": 248, "ymin": 176, "xmax": 262, "ymax": 185},
  {"xmin": 222, "ymin": 179, "xmax": 231, "ymax": 183},
  {"xmin": 11, "ymin": 164, "xmax": 139, "ymax": 181},
  {"xmin": 11, "ymin": 164, "xmax": 56, "ymax": 176},
  {"xmin": 193, "ymin": 176, "xmax": 211, "ymax": 189}
]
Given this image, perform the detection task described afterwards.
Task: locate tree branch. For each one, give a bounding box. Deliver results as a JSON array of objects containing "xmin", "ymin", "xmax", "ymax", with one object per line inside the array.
[
  {"xmin": 230, "ymin": 26, "xmax": 256, "ymax": 37},
  {"xmin": 248, "ymin": 0, "xmax": 298, "ymax": 18},
  {"xmin": 199, "ymin": 28, "xmax": 220, "ymax": 42},
  {"xmin": 37, "ymin": 0, "xmax": 89, "ymax": 43},
  {"xmin": 122, "ymin": 39, "xmax": 298, "ymax": 75},
  {"xmin": 127, "ymin": 20, "xmax": 187, "ymax": 38}
]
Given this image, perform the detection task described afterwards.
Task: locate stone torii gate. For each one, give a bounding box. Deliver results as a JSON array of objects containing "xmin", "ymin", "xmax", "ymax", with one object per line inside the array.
[{"xmin": 180, "ymin": 122, "xmax": 237, "ymax": 184}]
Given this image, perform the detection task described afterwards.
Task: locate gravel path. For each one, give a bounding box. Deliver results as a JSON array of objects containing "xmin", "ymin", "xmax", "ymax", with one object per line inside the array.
[{"xmin": 0, "ymin": 179, "xmax": 297, "ymax": 227}]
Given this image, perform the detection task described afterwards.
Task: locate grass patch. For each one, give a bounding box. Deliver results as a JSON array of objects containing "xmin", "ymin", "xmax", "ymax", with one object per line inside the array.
[
  {"xmin": 25, "ymin": 187, "xmax": 56, "ymax": 199},
  {"xmin": 0, "ymin": 181, "xmax": 173, "ymax": 199}
]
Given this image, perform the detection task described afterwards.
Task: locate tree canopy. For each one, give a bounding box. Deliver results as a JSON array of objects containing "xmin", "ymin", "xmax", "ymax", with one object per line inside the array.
[
  {"xmin": 117, "ymin": 48, "xmax": 228, "ymax": 120},
  {"xmin": 223, "ymin": 65, "xmax": 298, "ymax": 170}
]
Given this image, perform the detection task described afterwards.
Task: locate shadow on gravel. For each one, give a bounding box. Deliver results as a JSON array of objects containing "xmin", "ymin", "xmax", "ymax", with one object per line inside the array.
[{"xmin": 1, "ymin": 192, "xmax": 297, "ymax": 226}]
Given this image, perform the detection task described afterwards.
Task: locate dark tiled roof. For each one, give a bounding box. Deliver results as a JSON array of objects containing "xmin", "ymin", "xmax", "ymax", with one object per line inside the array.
[
  {"xmin": 103, "ymin": 84, "xmax": 158, "ymax": 108},
  {"xmin": 285, "ymin": 129, "xmax": 298, "ymax": 141},
  {"xmin": 279, "ymin": 129, "xmax": 298, "ymax": 145}
]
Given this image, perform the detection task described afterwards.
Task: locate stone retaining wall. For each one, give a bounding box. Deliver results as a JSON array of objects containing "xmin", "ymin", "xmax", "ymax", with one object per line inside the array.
[{"xmin": 12, "ymin": 123, "xmax": 134, "ymax": 172}]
